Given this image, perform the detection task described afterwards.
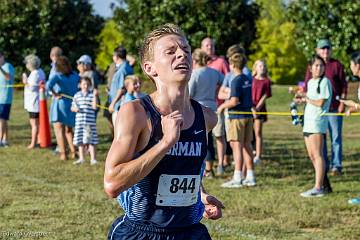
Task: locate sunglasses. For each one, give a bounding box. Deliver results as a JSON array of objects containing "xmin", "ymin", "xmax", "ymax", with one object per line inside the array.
[
  {"xmin": 321, "ymin": 47, "xmax": 331, "ymax": 50},
  {"xmin": 77, "ymin": 62, "xmax": 86, "ymax": 65}
]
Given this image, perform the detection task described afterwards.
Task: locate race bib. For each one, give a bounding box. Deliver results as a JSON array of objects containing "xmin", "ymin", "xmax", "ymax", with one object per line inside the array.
[{"xmin": 156, "ymin": 174, "xmax": 201, "ymax": 207}]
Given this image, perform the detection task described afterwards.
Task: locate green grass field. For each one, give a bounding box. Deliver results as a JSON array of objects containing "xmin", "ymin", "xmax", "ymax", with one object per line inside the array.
[{"xmin": 1, "ymin": 85, "xmax": 360, "ymax": 240}]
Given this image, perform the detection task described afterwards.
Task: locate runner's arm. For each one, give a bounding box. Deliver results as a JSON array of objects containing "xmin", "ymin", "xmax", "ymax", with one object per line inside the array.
[
  {"xmin": 201, "ymin": 106, "xmax": 217, "ymax": 133},
  {"xmin": 104, "ymin": 102, "xmax": 182, "ymax": 198},
  {"xmin": 200, "ymin": 105, "xmax": 224, "ymax": 220}
]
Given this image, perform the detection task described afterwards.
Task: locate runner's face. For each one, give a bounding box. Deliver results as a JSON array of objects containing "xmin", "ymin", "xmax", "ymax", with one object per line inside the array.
[{"xmin": 151, "ymin": 34, "xmax": 192, "ymax": 83}]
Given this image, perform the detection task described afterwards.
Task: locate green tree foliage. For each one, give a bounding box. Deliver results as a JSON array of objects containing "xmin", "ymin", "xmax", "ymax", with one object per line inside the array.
[
  {"xmin": 288, "ymin": 0, "xmax": 360, "ymax": 67},
  {"xmin": 249, "ymin": 0, "xmax": 307, "ymax": 84},
  {"xmin": 0, "ymin": 0, "xmax": 104, "ymax": 74},
  {"xmin": 95, "ymin": 20, "xmax": 124, "ymax": 71},
  {"xmin": 113, "ymin": 0, "xmax": 259, "ymax": 57}
]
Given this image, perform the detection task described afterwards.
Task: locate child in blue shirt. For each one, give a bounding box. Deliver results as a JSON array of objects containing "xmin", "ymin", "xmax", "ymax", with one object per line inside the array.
[
  {"xmin": 217, "ymin": 52, "xmax": 255, "ymax": 188},
  {"xmin": 121, "ymin": 75, "xmax": 142, "ymax": 105}
]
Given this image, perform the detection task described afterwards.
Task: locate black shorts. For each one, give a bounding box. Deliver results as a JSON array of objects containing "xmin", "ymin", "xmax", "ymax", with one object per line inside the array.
[
  {"xmin": 303, "ymin": 132, "xmax": 325, "ymax": 137},
  {"xmin": 28, "ymin": 112, "xmax": 39, "ymax": 119},
  {"xmin": 254, "ymin": 114, "xmax": 267, "ymax": 122},
  {"xmin": 108, "ymin": 216, "xmax": 212, "ymax": 240}
]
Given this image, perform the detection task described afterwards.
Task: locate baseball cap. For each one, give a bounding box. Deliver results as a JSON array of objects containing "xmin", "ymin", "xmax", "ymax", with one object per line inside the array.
[
  {"xmin": 316, "ymin": 39, "xmax": 332, "ymax": 49},
  {"xmin": 77, "ymin": 55, "xmax": 92, "ymax": 64}
]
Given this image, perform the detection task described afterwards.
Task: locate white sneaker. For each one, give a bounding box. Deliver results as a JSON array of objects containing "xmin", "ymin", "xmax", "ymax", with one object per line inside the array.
[
  {"xmin": 300, "ymin": 188, "xmax": 324, "ymax": 198},
  {"xmin": 73, "ymin": 159, "xmax": 85, "ymax": 165},
  {"xmin": 243, "ymin": 178, "xmax": 256, "ymax": 187},
  {"xmin": 221, "ymin": 179, "xmax": 242, "ymax": 188},
  {"xmin": 253, "ymin": 157, "xmax": 261, "ymax": 165},
  {"xmin": 90, "ymin": 159, "xmax": 98, "ymax": 165}
]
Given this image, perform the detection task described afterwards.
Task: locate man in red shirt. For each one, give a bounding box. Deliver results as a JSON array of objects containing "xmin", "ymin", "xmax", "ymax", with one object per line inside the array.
[
  {"xmin": 201, "ymin": 38, "xmax": 229, "ymax": 76},
  {"xmin": 304, "ymin": 39, "xmax": 347, "ymax": 176},
  {"xmin": 201, "ymin": 37, "xmax": 230, "ymax": 176}
]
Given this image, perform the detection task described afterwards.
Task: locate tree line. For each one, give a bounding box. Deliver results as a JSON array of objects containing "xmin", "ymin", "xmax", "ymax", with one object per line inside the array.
[{"xmin": 1, "ymin": 0, "xmax": 358, "ymax": 84}]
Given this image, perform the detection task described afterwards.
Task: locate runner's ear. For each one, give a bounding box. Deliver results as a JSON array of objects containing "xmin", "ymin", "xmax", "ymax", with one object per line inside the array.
[{"xmin": 143, "ymin": 61, "xmax": 158, "ymax": 78}]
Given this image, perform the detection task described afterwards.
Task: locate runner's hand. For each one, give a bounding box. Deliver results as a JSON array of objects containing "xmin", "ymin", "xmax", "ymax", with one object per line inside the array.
[
  {"xmin": 161, "ymin": 111, "xmax": 183, "ymax": 147},
  {"xmin": 202, "ymin": 193, "xmax": 224, "ymax": 220}
]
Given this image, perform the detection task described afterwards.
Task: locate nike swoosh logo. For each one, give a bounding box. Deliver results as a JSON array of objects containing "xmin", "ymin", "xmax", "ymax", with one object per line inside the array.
[{"xmin": 194, "ymin": 130, "xmax": 203, "ymax": 135}]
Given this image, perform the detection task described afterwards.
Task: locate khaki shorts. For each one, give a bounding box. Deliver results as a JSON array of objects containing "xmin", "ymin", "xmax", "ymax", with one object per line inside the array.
[
  {"xmin": 226, "ymin": 118, "xmax": 253, "ymax": 143},
  {"xmin": 212, "ymin": 112, "xmax": 226, "ymax": 137}
]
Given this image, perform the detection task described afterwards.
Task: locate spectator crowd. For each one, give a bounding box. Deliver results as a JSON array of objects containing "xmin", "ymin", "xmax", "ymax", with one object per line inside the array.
[{"xmin": 0, "ymin": 34, "xmax": 359, "ymax": 203}]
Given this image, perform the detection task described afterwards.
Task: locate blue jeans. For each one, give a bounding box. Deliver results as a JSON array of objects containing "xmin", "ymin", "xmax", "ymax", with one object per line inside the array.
[{"xmin": 323, "ymin": 113, "xmax": 343, "ymax": 172}]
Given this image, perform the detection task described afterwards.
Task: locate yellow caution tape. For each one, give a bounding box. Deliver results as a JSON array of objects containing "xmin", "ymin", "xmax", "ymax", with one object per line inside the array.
[
  {"xmin": 2, "ymin": 84, "xmax": 359, "ymax": 116},
  {"xmin": 228, "ymin": 111, "xmax": 360, "ymax": 116},
  {"xmin": 0, "ymin": 84, "xmax": 26, "ymax": 88},
  {"xmin": 60, "ymin": 93, "xmax": 109, "ymax": 110}
]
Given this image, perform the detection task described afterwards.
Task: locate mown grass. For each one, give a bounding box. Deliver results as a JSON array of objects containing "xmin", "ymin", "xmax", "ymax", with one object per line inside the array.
[{"xmin": 1, "ymin": 84, "xmax": 359, "ymax": 240}]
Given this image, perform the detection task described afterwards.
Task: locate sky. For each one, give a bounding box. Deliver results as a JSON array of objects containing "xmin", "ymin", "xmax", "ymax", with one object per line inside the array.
[{"xmin": 90, "ymin": 0, "xmax": 119, "ymax": 18}]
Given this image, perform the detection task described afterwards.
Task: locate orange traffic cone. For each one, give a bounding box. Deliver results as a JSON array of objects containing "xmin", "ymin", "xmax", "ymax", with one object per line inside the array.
[{"xmin": 39, "ymin": 83, "xmax": 52, "ymax": 148}]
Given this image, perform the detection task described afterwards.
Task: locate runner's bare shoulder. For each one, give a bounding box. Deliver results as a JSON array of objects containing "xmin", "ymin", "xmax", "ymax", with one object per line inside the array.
[{"xmin": 200, "ymin": 105, "xmax": 217, "ymax": 132}]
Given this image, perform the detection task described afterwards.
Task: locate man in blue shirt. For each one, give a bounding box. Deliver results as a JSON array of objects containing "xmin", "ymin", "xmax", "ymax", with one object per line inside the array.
[
  {"xmin": 0, "ymin": 51, "xmax": 15, "ymax": 147},
  {"xmin": 217, "ymin": 51, "xmax": 255, "ymax": 188},
  {"xmin": 108, "ymin": 46, "xmax": 134, "ymax": 126}
]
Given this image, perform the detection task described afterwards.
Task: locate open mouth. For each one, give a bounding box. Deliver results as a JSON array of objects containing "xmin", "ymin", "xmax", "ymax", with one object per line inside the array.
[{"xmin": 174, "ymin": 63, "xmax": 189, "ymax": 71}]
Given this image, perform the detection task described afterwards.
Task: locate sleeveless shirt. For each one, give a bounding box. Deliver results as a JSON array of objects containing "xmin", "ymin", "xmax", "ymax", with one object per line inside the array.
[{"xmin": 117, "ymin": 95, "xmax": 208, "ymax": 228}]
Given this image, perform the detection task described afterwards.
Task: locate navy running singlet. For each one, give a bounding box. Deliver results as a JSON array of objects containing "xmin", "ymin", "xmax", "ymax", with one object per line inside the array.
[{"xmin": 117, "ymin": 95, "xmax": 208, "ymax": 228}]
